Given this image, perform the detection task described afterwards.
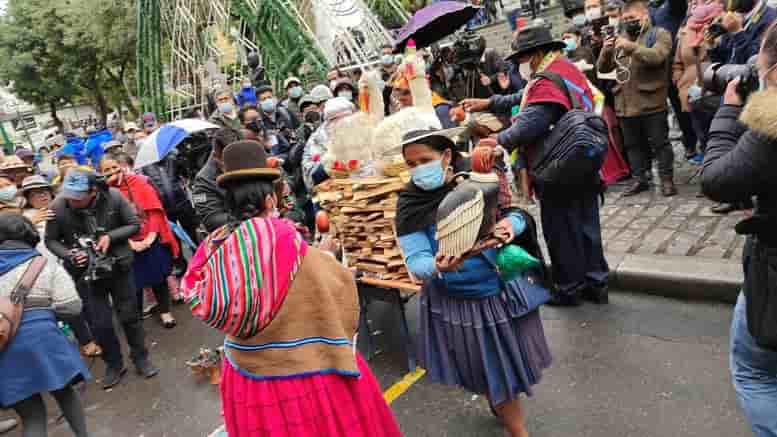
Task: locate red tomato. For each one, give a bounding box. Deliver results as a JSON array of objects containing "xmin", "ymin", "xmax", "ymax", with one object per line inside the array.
[
  {"xmin": 316, "ymin": 211, "xmax": 330, "ymax": 233},
  {"xmin": 471, "ymin": 146, "xmax": 495, "ymax": 173}
]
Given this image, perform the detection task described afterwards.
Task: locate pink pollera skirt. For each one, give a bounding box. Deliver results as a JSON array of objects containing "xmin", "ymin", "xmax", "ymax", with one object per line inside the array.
[{"xmin": 220, "ymin": 353, "xmax": 403, "ymax": 437}]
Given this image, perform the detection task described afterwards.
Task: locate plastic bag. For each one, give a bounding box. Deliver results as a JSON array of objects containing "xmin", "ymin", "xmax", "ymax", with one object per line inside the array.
[{"xmin": 496, "ymin": 244, "xmax": 541, "ymax": 282}]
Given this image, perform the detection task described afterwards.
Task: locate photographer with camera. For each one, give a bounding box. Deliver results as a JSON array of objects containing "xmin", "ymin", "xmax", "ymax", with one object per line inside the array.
[
  {"xmin": 701, "ymin": 22, "xmax": 777, "ymax": 437},
  {"xmin": 45, "ymin": 169, "xmax": 159, "ymax": 389},
  {"xmin": 598, "ymin": 0, "xmax": 677, "ymax": 197},
  {"xmin": 707, "ymin": 0, "xmax": 776, "ymax": 66},
  {"xmin": 193, "ymin": 128, "xmax": 242, "ymax": 233}
]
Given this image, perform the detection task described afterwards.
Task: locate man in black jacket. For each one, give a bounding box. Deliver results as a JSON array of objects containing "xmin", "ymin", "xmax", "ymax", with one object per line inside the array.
[
  {"xmin": 46, "ymin": 169, "xmax": 159, "ymax": 389},
  {"xmin": 192, "ymin": 128, "xmax": 241, "ymax": 232}
]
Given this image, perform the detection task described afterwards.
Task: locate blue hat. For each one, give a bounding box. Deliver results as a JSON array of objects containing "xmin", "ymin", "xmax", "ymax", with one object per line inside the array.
[{"xmin": 61, "ymin": 169, "xmax": 94, "ymax": 201}]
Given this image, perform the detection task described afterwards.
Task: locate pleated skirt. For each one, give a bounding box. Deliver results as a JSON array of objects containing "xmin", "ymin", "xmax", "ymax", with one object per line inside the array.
[{"xmin": 419, "ymin": 279, "xmax": 552, "ymax": 405}]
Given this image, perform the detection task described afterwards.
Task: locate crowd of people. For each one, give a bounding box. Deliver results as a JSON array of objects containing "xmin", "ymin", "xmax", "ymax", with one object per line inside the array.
[{"xmin": 1, "ymin": 0, "xmax": 777, "ymax": 435}]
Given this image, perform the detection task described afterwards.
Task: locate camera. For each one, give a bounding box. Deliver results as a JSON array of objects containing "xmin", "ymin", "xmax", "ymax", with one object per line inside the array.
[
  {"xmin": 602, "ymin": 24, "xmax": 617, "ymax": 39},
  {"xmin": 175, "ymin": 131, "xmax": 212, "ymax": 180},
  {"xmin": 74, "ymin": 233, "xmax": 118, "ymax": 283},
  {"xmin": 702, "ymin": 59, "xmax": 760, "ymax": 101},
  {"xmin": 452, "ymin": 31, "xmax": 487, "ymax": 68}
]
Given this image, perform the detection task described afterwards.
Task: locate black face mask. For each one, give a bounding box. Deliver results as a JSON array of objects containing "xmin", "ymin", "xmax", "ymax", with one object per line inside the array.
[
  {"xmin": 304, "ymin": 111, "xmax": 321, "ymax": 125},
  {"xmin": 623, "ymin": 19, "xmax": 643, "ymax": 38},
  {"xmin": 246, "ymin": 119, "xmax": 264, "ymax": 134},
  {"xmin": 730, "ymin": 0, "xmax": 757, "ymax": 13}
]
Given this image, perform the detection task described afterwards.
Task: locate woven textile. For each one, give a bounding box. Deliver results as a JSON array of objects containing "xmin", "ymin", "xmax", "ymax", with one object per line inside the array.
[{"xmin": 183, "ymin": 218, "xmax": 308, "ymax": 339}]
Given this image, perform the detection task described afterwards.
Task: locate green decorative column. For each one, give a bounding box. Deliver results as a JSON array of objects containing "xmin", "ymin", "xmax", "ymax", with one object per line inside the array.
[{"xmin": 137, "ymin": 0, "xmax": 166, "ymax": 119}]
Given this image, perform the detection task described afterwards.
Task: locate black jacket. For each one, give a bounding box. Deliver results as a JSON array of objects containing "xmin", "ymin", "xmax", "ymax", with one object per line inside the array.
[
  {"xmin": 702, "ymin": 89, "xmax": 777, "ymax": 210},
  {"xmin": 46, "ymin": 188, "xmax": 140, "ymax": 276},
  {"xmin": 192, "ymin": 156, "xmax": 230, "ymax": 233},
  {"xmin": 140, "ymin": 150, "xmax": 188, "ymax": 216}
]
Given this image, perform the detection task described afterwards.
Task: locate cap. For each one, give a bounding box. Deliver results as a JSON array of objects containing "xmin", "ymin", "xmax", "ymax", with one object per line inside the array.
[
  {"xmin": 15, "ymin": 148, "xmax": 34, "ymax": 160},
  {"xmin": 309, "ymin": 84, "xmax": 334, "ymax": 103},
  {"xmin": 20, "ymin": 175, "xmax": 52, "ymax": 193},
  {"xmin": 60, "ymin": 169, "xmax": 94, "ymax": 201},
  {"xmin": 124, "ymin": 122, "xmax": 140, "ymax": 132},
  {"xmin": 283, "ymin": 77, "xmax": 302, "ymax": 89}
]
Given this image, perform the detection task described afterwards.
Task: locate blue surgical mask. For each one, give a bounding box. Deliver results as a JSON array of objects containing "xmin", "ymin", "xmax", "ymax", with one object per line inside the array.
[
  {"xmin": 0, "ymin": 185, "xmax": 18, "ymax": 202},
  {"xmin": 338, "ymin": 90, "xmax": 353, "ymax": 101},
  {"xmin": 382, "ymin": 54, "xmax": 395, "ymax": 66},
  {"xmin": 289, "ymin": 86, "xmax": 303, "ymax": 99},
  {"xmin": 572, "ymin": 14, "xmax": 587, "ymax": 27},
  {"xmin": 260, "ymin": 98, "xmax": 276, "ymax": 113},
  {"xmin": 563, "ymin": 38, "xmax": 578, "ymax": 52},
  {"xmin": 411, "ymin": 159, "xmax": 446, "ymax": 191},
  {"xmin": 218, "ymin": 102, "xmax": 234, "ymax": 114}
]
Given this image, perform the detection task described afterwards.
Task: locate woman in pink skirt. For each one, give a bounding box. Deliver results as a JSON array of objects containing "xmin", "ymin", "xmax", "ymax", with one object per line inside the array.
[{"xmin": 182, "ymin": 141, "xmax": 402, "ymax": 437}]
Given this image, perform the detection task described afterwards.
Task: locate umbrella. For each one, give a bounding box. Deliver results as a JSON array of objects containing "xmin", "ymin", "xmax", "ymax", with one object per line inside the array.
[
  {"xmin": 394, "ymin": 1, "xmax": 482, "ymax": 52},
  {"xmin": 134, "ymin": 119, "xmax": 219, "ymax": 169}
]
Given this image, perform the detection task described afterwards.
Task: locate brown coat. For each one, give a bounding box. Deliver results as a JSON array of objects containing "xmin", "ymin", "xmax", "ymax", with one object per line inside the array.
[
  {"xmin": 226, "ymin": 247, "xmax": 361, "ymax": 378},
  {"xmin": 672, "ymin": 29, "xmax": 709, "ymax": 112},
  {"xmin": 597, "ymin": 23, "xmax": 673, "ymax": 118}
]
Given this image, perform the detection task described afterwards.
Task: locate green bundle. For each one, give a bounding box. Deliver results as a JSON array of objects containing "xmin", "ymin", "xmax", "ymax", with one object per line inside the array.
[{"xmin": 496, "ymin": 244, "xmax": 541, "ymax": 282}]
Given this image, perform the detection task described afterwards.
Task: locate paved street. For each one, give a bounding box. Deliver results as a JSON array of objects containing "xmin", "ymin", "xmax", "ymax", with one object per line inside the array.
[{"xmin": 16, "ymin": 287, "xmax": 748, "ymax": 437}]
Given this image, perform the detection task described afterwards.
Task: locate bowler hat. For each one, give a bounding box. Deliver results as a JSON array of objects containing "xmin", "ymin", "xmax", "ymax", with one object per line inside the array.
[
  {"xmin": 217, "ymin": 141, "xmax": 281, "ymax": 187},
  {"xmin": 505, "ymin": 21, "xmax": 566, "ymax": 62},
  {"xmin": 21, "ymin": 175, "xmax": 52, "ymax": 194}
]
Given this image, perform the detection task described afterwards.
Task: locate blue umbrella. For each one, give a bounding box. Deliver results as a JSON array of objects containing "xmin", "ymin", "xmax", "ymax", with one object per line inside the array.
[{"xmin": 134, "ymin": 119, "xmax": 220, "ymax": 169}]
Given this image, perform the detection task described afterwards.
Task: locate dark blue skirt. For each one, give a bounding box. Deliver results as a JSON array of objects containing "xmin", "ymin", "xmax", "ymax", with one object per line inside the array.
[
  {"xmin": 0, "ymin": 309, "xmax": 91, "ymax": 407},
  {"xmin": 133, "ymin": 240, "xmax": 173, "ymax": 289},
  {"xmin": 419, "ymin": 278, "xmax": 552, "ymax": 405}
]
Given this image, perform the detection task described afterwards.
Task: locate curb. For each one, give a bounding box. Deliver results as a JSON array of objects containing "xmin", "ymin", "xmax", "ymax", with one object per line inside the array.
[{"xmin": 605, "ymin": 251, "xmax": 742, "ymax": 304}]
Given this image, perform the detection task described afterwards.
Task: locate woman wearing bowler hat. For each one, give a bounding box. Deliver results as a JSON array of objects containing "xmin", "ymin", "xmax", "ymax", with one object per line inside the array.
[{"xmin": 182, "ymin": 141, "xmax": 402, "ymax": 437}]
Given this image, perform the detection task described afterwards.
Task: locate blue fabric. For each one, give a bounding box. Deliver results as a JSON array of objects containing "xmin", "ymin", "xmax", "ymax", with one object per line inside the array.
[
  {"xmin": 270, "ymin": 133, "xmax": 292, "ymax": 163},
  {"xmin": 58, "ymin": 137, "xmax": 87, "ymax": 165},
  {"xmin": 0, "ymin": 309, "xmax": 91, "ymax": 407},
  {"xmin": 169, "ymin": 220, "xmax": 196, "ymax": 251},
  {"xmin": 154, "ymin": 125, "xmax": 190, "ymax": 161},
  {"xmin": 132, "ymin": 240, "xmax": 172, "ymax": 289},
  {"xmin": 84, "ymin": 129, "xmax": 112, "ymax": 166},
  {"xmin": 311, "ymin": 165, "xmax": 330, "ymax": 186},
  {"xmin": 398, "ymin": 212, "xmax": 528, "ymax": 299},
  {"xmin": 497, "ymin": 103, "xmax": 565, "ymax": 152},
  {"xmin": 649, "ymin": 0, "xmax": 686, "ymax": 41},
  {"xmin": 236, "ymin": 87, "xmax": 258, "ymax": 108},
  {"xmin": 0, "ymin": 248, "xmax": 39, "ymax": 276},
  {"xmin": 731, "ymin": 292, "xmax": 777, "ymax": 437}
]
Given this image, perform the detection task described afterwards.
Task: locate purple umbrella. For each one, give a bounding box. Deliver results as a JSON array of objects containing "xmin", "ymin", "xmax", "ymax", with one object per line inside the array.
[{"xmin": 394, "ymin": 1, "xmax": 482, "ymax": 52}]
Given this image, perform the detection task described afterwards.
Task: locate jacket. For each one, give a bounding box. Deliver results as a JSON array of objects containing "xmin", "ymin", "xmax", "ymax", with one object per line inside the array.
[
  {"xmin": 192, "ymin": 156, "xmax": 230, "ymax": 233},
  {"xmin": 701, "ymin": 88, "xmax": 777, "ymax": 212},
  {"xmin": 45, "ymin": 188, "xmax": 140, "ymax": 277},
  {"xmin": 140, "ymin": 150, "xmax": 189, "ymax": 215},
  {"xmin": 708, "ymin": 5, "xmax": 777, "ymax": 65},
  {"xmin": 672, "ymin": 31, "xmax": 709, "ymax": 112},
  {"xmin": 280, "ymin": 97, "xmax": 302, "ymax": 127},
  {"xmin": 649, "ymin": 0, "xmax": 687, "ymax": 42},
  {"xmin": 208, "ymin": 110, "xmax": 243, "ymax": 132},
  {"xmin": 597, "ymin": 23, "xmax": 673, "ymax": 118}
]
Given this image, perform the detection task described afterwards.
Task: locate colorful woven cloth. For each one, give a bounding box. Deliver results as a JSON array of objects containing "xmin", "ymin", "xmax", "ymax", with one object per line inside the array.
[{"xmin": 182, "ymin": 218, "xmax": 308, "ymax": 339}]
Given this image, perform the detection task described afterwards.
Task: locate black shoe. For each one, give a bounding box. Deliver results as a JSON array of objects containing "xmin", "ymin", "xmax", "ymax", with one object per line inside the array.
[
  {"xmin": 547, "ymin": 292, "xmax": 581, "ymax": 307},
  {"xmin": 622, "ymin": 181, "xmax": 649, "ymax": 197},
  {"xmin": 103, "ymin": 366, "xmax": 127, "ymax": 390},
  {"xmin": 582, "ymin": 286, "xmax": 609, "ymax": 304},
  {"xmin": 135, "ymin": 359, "xmax": 160, "ymax": 379}
]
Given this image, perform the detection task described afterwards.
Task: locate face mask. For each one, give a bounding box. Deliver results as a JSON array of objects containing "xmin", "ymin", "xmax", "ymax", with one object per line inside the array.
[
  {"xmin": 411, "ymin": 159, "xmax": 446, "ymax": 191},
  {"xmin": 0, "ymin": 185, "xmax": 17, "ymax": 202},
  {"xmin": 519, "ymin": 61, "xmax": 533, "ymax": 81},
  {"xmin": 242, "ymin": 82, "xmax": 252, "ymax": 89},
  {"xmin": 759, "ymin": 63, "xmax": 777, "ymax": 91},
  {"xmin": 572, "ymin": 14, "xmax": 587, "ymax": 27},
  {"xmin": 382, "ymin": 54, "xmax": 394, "ymax": 66},
  {"xmin": 246, "ymin": 119, "xmax": 263, "ymax": 134},
  {"xmin": 219, "ymin": 102, "xmax": 234, "ymax": 114},
  {"xmin": 732, "ymin": 0, "xmax": 756, "ymax": 13},
  {"xmin": 624, "ymin": 19, "xmax": 643, "ymax": 38},
  {"xmin": 586, "ymin": 7, "xmax": 602, "ymax": 21},
  {"xmin": 260, "ymin": 98, "xmax": 276, "ymax": 113},
  {"xmin": 288, "ymin": 86, "xmax": 303, "ymax": 99},
  {"xmin": 608, "ymin": 16, "xmax": 620, "ymax": 27},
  {"xmin": 304, "ymin": 111, "xmax": 321, "ymax": 124},
  {"xmin": 563, "ymin": 38, "xmax": 578, "ymax": 52},
  {"xmin": 338, "ymin": 90, "xmax": 353, "ymax": 101}
]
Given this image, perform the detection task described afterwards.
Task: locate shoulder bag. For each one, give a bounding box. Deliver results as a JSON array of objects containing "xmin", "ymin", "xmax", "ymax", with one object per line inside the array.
[{"xmin": 0, "ymin": 256, "xmax": 48, "ymax": 352}]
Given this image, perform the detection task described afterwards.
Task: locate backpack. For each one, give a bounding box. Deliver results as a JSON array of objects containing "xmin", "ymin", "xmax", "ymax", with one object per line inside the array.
[
  {"xmin": 529, "ymin": 72, "xmax": 608, "ymax": 192},
  {"xmin": 0, "ymin": 256, "xmax": 48, "ymax": 352}
]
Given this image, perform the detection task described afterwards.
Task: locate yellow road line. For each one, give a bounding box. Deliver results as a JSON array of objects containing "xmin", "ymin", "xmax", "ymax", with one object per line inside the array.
[{"xmin": 383, "ymin": 367, "xmax": 426, "ymax": 404}]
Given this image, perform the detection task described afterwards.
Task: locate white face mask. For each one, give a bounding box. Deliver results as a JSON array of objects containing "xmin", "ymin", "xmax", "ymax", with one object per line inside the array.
[
  {"xmin": 572, "ymin": 14, "xmax": 587, "ymax": 27},
  {"xmin": 759, "ymin": 62, "xmax": 777, "ymax": 91},
  {"xmin": 519, "ymin": 62, "xmax": 533, "ymax": 81},
  {"xmin": 608, "ymin": 16, "xmax": 620, "ymax": 27},
  {"xmin": 586, "ymin": 7, "xmax": 602, "ymax": 21}
]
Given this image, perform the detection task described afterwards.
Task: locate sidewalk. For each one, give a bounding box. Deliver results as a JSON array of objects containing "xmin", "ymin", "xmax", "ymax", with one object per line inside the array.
[{"xmin": 525, "ymin": 143, "xmax": 745, "ymax": 303}]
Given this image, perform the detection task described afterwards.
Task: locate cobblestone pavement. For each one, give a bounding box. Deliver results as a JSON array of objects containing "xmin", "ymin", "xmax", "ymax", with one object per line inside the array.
[{"xmin": 526, "ymin": 143, "xmax": 747, "ymax": 263}]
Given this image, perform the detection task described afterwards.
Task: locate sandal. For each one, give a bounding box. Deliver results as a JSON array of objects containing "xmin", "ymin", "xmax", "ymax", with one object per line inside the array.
[
  {"xmin": 81, "ymin": 341, "xmax": 102, "ymax": 357},
  {"xmin": 160, "ymin": 313, "xmax": 177, "ymax": 329}
]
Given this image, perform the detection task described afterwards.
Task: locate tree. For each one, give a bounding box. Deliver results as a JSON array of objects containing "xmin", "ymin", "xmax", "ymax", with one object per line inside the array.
[{"xmin": 0, "ymin": 0, "xmax": 82, "ymax": 130}]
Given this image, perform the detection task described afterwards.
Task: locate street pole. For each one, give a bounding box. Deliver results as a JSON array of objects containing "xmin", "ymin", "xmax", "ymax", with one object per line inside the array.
[{"xmin": 0, "ymin": 120, "xmax": 12, "ymax": 155}]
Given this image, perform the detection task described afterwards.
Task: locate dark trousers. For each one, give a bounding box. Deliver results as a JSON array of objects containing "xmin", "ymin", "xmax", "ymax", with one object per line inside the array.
[
  {"xmin": 690, "ymin": 107, "xmax": 716, "ymax": 155},
  {"xmin": 137, "ymin": 281, "xmax": 171, "ymax": 315},
  {"xmin": 80, "ymin": 270, "xmax": 148, "ymax": 369},
  {"xmin": 620, "ymin": 112, "xmax": 674, "ymax": 183},
  {"xmin": 539, "ymin": 190, "xmax": 609, "ymax": 294},
  {"xmin": 668, "ymin": 81, "xmax": 698, "ymax": 154}
]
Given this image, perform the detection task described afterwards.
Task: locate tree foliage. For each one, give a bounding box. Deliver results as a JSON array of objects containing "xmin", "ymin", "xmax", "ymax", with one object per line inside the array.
[{"xmin": 0, "ymin": 0, "xmax": 138, "ymax": 126}]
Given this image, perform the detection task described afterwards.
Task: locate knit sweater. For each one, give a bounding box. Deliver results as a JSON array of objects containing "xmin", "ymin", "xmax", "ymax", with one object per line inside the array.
[{"xmin": 0, "ymin": 257, "xmax": 81, "ymax": 316}]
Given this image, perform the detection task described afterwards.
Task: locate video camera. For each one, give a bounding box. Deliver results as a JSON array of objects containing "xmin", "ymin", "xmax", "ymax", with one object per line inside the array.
[
  {"xmin": 452, "ymin": 31, "xmax": 487, "ymax": 69},
  {"xmin": 74, "ymin": 231, "xmax": 119, "ymax": 283},
  {"xmin": 175, "ymin": 131, "xmax": 212, "ymax": 180},
  {"xmin": 702, "ymin": 56, "xmax": 760, "ymax": 101}
]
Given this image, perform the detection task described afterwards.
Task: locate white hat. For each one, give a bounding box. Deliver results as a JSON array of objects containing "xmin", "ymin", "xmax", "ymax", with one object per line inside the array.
[
  {"xmin": 283, "ymin": 77, "xmax": 302, "ymax": 89},
  {"xmin": 323, "ymin": 97, "xmax": 355, "ymax": 122},
  {"xmin": 124, "ymin": 122, "xmax": 140, "ymax": 132}
]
